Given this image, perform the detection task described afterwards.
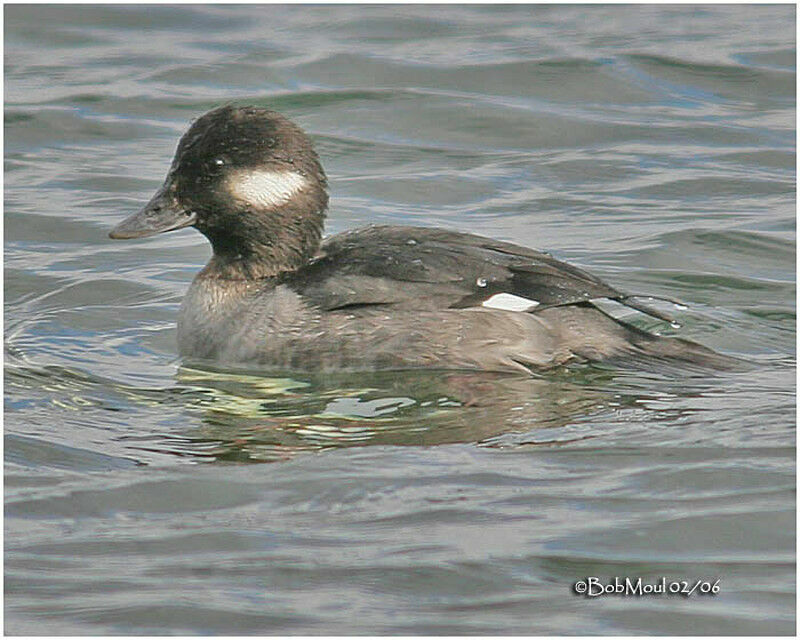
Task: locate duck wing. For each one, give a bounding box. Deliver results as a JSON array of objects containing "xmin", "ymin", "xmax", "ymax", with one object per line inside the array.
[{"xmin": 286, "ymin": 225, "xmax": 675, "ymax": 322}]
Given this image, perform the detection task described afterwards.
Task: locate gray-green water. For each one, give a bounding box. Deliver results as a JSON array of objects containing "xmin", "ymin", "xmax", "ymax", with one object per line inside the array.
[{"xmin": 4, "ymin": 4, "xmax": 795, "ymax": 635}]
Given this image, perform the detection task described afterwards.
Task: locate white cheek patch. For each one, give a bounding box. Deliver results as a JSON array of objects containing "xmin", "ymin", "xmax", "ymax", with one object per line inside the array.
[
  {"xmin": 482, "ymin": 293, "xmax": 540, "ymax": 312},
  {"xmin": 226, "ymin": 169, "xmax": 308, "ymax": 209}
]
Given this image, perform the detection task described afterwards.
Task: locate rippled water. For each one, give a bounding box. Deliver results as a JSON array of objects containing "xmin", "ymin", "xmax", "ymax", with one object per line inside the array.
[{"xmin": 5, "ymin": 4, "xmax": 796, "ymax": 635}]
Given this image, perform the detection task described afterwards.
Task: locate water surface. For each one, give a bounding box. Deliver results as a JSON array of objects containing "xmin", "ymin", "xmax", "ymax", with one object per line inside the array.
[{"xmin": 5, "ymin": 4, "xmax": 795, "ymax": 635}]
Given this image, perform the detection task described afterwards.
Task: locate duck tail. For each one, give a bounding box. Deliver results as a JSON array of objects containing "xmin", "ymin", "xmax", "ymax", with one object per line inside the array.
[
  {"xmin": 623, "ymin": 330, "xmax": 749, "ymax": 371},
  {"xmin": 538, "ymin": 303, "xmax": 748, "ymax": 372}
]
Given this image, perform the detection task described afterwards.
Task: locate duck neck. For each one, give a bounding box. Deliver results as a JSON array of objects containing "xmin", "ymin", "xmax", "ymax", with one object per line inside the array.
[{"xmin": 198, "ymin": 198, "xmax": 327, "ymax": 281}]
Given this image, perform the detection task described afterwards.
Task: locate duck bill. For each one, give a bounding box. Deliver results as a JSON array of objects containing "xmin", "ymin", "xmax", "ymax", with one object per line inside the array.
[{"xmin": 109, "ymin": 186, "xmax": 197, "ymax": 240}]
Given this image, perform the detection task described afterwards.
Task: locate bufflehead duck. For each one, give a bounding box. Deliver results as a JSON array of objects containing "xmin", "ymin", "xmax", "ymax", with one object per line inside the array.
[{"xmin": 110, "ymin": 105, "xmax": 739, "ymax": 373}]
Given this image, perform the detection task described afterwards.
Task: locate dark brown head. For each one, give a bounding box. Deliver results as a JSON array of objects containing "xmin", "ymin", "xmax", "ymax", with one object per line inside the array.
[{"xmin": 110, "ymin": 105, "xmax": 329, "ymax": 278}]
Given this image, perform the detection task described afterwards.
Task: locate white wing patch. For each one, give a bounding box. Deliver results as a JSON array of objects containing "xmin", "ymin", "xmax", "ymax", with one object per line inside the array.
[
  {"xmin": 226, "ymin": 169, "xmax": 308, "ymax": 209},
  {"xmin": 482, "ymin": 293, "xmax": 540, "ymax": 312}
]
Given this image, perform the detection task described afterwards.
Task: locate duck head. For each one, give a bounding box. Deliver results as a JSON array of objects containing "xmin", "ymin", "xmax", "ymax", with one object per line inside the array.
[{"xmin": 110, "ymin": 105, "xmax": 329, "ymax": 278}]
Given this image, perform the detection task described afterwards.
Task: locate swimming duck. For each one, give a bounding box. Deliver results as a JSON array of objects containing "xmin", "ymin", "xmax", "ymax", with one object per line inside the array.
[{"xmin": 110, "ymin": 105, "xmax": 738, "ymax": 373}]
